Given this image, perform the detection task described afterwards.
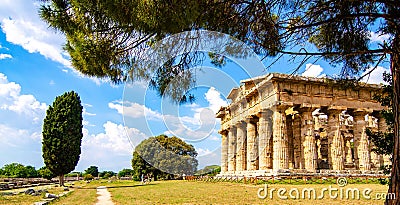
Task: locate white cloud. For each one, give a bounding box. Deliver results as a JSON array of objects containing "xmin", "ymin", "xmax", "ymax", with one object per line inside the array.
[
  {"xmin": 0, "ymin": 124, "xmax": 34, "ymax": 147},
  {"xmin": 0, "ymin": 53, "xmax": 12, "ymax": 59},
  {"xmin": 109, "ymin": 87, "xmax": 225, "ymax": 143},
  {"xmin": 82, "ymin": 104, "xmax": 96, "ymax": 116},
  {"xmin": 1, "ymin": 17, "xmax": 70, "ymax": 68},
  {"xmin": 197, "ymin": 148, "xmax": 213, "ymax": 156},
  {"xmin": 0, "ymin": 1, "xmax": 113, "ymax": 86},
  {"xmin": 0, "ymin": 73, "xmax": 47, "ymax": 168},
  {"xmin": 49, "ymin": 80, "xmax": 55, "ymax": 85},
  {"xmin": 0, "ymin": 73, "xmax": 46, "ymax": 122},
  {"xmin": 361, "ymin": 66, "xmax": 390, "ymax": 84},
  {"xmin": 204, "ymin": 87, "xmax": 228, "ymax": 113},
  {"xmin": 370, "ymin": 31, "xmax": 390, "ymax": 43},
  {"xmin": 108, "ymin": 101, "xmax": 161, "ymax": 120},
  {"xmin": 82, "ymin": 121, "xmax": 147, "ymax": 155},
  {"xmin": 302, "ymin": 63, "xmax": 325, "ymax": 78}
]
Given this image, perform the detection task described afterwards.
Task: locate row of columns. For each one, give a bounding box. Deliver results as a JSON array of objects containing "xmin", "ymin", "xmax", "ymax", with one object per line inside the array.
[{"xmin": 220, "ymin": 105, "xmax": 388, "ymax": 173}]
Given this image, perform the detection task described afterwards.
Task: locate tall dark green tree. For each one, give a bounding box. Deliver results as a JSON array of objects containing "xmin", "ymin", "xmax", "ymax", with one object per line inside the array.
[
  {"xmin": 132, "ymin": 135, "xmax": 198, "ymax": 180},
  {"xmin": 40, "ymin": 1, "xmax": 400, "ymax": 203},
  {"xmin": 42, "ymin": 91, "xmax": 83, "ymax": 186}
]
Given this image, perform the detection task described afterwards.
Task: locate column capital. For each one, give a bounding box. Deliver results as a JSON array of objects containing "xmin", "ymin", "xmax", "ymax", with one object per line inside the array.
[
  {"xmin": 271, "ymin": 103, "xmax": 291, "ymax": 112},
  {"xmin": 352, "ymin": 108, "xmax": 373, "ymax": 117},
  {"xmin": 235, "ymin": 120, "xmax": 246, "ymax": 127},
  {"xmin": 295, "ymin": 103, "xmax": 320, "ymax": 113},
  {"xmin": 228, "ymin": 125, "xmax": 237, "ymax": 131},
  {"xmin": 326, "ymin": 106, "xmax": 346, "ymax": 116},
  {"xmin": 258, "ymin": 108, "xmax": 273, "ymax": 117},
  {"xmin": 245, "ymin": 115, "xmax": 258, "ymax": 124}
]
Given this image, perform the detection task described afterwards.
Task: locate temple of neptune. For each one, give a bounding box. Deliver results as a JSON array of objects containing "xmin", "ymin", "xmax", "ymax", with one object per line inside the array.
[{"xmin": 216, "ymin": 73, "xmax": 390, "ymax": 177}]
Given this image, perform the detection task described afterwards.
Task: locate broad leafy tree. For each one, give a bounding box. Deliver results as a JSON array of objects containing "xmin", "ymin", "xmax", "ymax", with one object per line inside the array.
[
  {"xmin": 1, "ymin": 163, "xmax": 38, "ymax": 178},
  {"xmin": 42, "ymin": 91, "xmax": 83, "ymax": 186},
  {"xmin": 117, "ymin": 168, "xmax": 134, "ymax": 178},
  {"xmin": 38, "ymin": 166, "xmax": 56, "ymax": 180},
  {"xmin": 40, "ymin": 1, "xmax": 400, "ymax": 203},
  {"xmin": 99, "ymin": 171, "xmax": 115, "ymax": 179},
  {"xmin": 84, "ymin": 166, "xmax": 99, "ymax": 178},
  {"xmin": 132, "ymin": 135, "xmax": 198, "ymax": 180}
]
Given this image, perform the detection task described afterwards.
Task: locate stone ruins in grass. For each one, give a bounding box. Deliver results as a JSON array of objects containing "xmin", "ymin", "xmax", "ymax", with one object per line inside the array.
[{"xmin": 216, "ymin": 73, "xmax": 390, "ymax": 177}]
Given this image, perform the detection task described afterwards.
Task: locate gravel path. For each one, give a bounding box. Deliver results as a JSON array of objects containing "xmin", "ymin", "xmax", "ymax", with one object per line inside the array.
[{"xmin": 95, "ymin": 186, "xmax": 114, "ymax": 205}]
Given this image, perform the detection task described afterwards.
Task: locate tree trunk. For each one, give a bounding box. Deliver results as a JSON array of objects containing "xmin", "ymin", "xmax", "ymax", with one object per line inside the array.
[
  {"xmin": 59, "ymin": 174, "xmax": 64, "ymax": 187},
  {"xmin": 386, "ymin": 36, "xmax": 400, "ymax": 205}
]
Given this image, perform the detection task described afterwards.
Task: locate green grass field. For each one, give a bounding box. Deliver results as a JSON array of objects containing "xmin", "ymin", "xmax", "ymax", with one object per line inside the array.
[
  {"xmin": 108, "ymin": 180, "xmax": 388, "ymax": 205},
  {"xmin": 0, "ymin": 180, "xmax": 390, "ymax": 204}
]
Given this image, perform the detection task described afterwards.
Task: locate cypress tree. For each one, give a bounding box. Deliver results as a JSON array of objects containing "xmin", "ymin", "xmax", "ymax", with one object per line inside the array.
[{"xmin": 42, "ymin": 91, "xmax": 83, "ymax": 186}]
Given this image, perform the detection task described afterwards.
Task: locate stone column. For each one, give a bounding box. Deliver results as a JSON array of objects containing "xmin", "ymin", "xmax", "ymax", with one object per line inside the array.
[
  {"xmin": 272, "ymin": 105, "xmax": 289, "ymax": 170},
  {"xmin": 299, "ymin": 108, "xmax": 317, "ymax": 171},
  {"xmin": 286, "ymin": 114, "xmax": 294, "ymax": 169},
  {"xmin": 345, "ymin": 139, "xmax": 353, "ymax": 164},
  {"xmin": 236, "ymin": 121, "xmax": 246, "ymax": 171},
  {"xmin": 258, "ymin": 110, "xmax": 273, "ymax": 170},
  {"xmin": 220, "ymin": 130, "xmax": 228, "ymax": 172},
  {"xmin": 246, "ymin": 117, "xmax": 258, "ymax": 170},
  {"xmin": 227, "ymin": 126, "xmax": 237, "ymax": 172},
  {"xmin": 327, "ymin": 107, "xmax": 345, "ymax": 170},
  {"xmin": 293, "ymin": 114, "xmax": 303, "ymax": 169},
  {"xmin": 353, "ymin": 109, "xmax": 371, "ymax": 171}
]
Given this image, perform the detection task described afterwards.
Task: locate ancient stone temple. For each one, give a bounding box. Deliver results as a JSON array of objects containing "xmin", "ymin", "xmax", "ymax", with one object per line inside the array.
[{"xmin": 216, "ymin": 73, "xmax": 391, "ymax": 177}]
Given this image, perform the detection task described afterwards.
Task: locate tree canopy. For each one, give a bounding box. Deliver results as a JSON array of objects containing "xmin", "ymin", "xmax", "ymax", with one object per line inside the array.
[
  {"xmin": 118, "ymin": 168, "xmax": 134, "ymax": 178},
  {"xmin": 0, "ymin": 163, "xmax": 38, "ymax": 178},
  {"xmin": 84, "ymin": 166, "xmax": 99, "ymax": 177},
  {"xmin": 42, "ymin": 91, "xmax": 83, "ymax": 186},
  {"xmin": 99, "ymin": 170, "xmax": 116, "ymax": 179},
  {"xmin": 132, "ymin": 135, "xmax": 198, "ymax": 180},
  {"xmin": 38, "ymin": 166, "xmax": 56, "ymax": 180}
]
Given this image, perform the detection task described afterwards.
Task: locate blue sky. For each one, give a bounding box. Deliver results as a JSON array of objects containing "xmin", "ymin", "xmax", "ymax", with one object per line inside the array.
[{"xmin": 0, "ymin": 1, "xmax": 391, "ymax": 172}]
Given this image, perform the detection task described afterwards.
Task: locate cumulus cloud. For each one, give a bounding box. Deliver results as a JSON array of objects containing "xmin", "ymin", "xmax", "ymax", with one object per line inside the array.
[
  {"xmin": 0, "ymin": 73, "xmax": 46, "ymax": 122},
  {"xmin": 109, "ymin": 87, "xmax": 225, "ymax": 143},
  {"xmin": 108, "ymin": 101, "xmax": 161, "ymax": 120},
  {"xmin": 0, "ymin": 1, "xmax": 112, "ymax": 85},
  {"xmin": 361, "ymin": 66, "xmax": 390, "ymax": 84},
  {"xmin": 370, "ymin": 31, "xmax": 390, "ymax": 43},
  {"xmin": 0, "ymin": 53, "xmax": 12, "ymax": 59},
  {"xmin": 204, "ymin": 87, "xmax": 228, "ymax": 113},
  {"xmin": 0, "ymin": 73, "xmax": 47, "ymax": 167},
  {"xmin": 0, "ymin": 124, "xmax": 37, "ymax": 147},
  {"xmin": 82, "ymin": 121, "xmax": 147, "ymax": 155},
  {"xmin": 82, "ymin": 103, "xmax": 96, "ymax": 116},
  {"xmin": 0, "ymin": 1, "xmax": 70, "ymax": 67},
  {"xmin": 197, "ymin": 148, "xmax": 213, "ymax": 156},
  {"xmin": 301, "ymin": 63, "xmax": 325, "ymax": 78}
]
